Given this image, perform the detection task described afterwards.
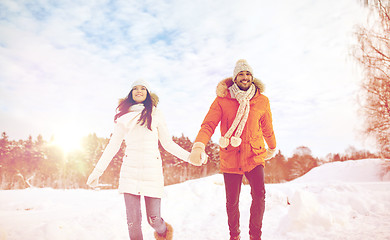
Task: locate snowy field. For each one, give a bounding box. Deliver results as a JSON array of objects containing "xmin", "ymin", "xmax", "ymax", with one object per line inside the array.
[{"xmin": 0, "ymin": 159, "xmax": 389, "ymax": 240}]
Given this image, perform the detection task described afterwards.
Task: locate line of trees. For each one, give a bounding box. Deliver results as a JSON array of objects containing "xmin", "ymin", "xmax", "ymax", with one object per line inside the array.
[
  {"xmin": 264, "ymin": 145, "xmax": 379, "ymax": 183},
  {"xmin": 0, "ymin": 131, "xmax": 221, "ymax": 190},
  {"xmin": 0, "ymin": 131, "xmax": 380, "ymax": 190}
]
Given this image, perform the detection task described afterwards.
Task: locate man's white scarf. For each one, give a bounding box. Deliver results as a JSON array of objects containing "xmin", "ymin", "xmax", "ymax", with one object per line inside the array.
[{"xmin": 219, "ymin": 83, "xmax": 256, "ymax": 148}]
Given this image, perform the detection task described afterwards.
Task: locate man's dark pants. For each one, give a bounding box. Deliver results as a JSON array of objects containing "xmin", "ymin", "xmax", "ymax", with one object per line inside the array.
[{"xmin": 223, "ymin": 165, "xmax": 265, "ymax": 239}]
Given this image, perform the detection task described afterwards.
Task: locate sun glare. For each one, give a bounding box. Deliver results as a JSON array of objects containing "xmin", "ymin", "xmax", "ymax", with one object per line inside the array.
[{"xmin": 51, "ymin": 130, "xmax": 83, "ymax": 153}]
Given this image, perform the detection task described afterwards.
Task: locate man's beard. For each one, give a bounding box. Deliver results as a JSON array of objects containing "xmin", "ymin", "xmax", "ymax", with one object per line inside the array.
[{"xmin": 235, "ymin": 80, "xmax": 253, "ymax": 91}]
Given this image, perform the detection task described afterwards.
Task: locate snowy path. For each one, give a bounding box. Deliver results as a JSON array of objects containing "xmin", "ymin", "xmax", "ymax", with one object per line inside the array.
[{"xmin": 0, "ymin": 159, "xmax": 389, "ymax": 240}]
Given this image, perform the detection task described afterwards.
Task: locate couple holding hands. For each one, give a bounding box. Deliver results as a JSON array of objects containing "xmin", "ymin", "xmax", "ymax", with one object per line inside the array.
[{"xmin": 87, "ymin": 59, "xmax": 277, "ymax": 240}]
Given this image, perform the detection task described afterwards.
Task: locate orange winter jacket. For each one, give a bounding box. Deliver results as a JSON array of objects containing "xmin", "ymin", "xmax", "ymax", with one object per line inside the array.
[{"xmin": 195, "ymin": 77, "xmax": 276, "ymax": 174}]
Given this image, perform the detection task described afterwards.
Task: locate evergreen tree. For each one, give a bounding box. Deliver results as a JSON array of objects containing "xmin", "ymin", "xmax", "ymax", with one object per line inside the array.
[{"xmin": 265, "ymin": 150, "xmax": 288, "ymax": 183}]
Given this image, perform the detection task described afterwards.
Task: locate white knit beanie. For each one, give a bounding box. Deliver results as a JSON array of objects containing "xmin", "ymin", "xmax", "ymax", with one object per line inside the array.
[
  {"xmin": 131, "ymin": 79, "xmax": 150, "ymax": 92},
  {"xmin": 233, "ymin": 59, "xmax": 254, "ymax": 81}
]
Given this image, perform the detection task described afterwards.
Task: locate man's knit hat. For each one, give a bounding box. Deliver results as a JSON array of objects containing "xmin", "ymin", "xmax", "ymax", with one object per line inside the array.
[
  {"xmin": 233, "ymin": 59, "xmax": 254, "ymax": 81},
  {"xmin": 131, "ymin": 79, "xmax": 150, "ymax": 91}
]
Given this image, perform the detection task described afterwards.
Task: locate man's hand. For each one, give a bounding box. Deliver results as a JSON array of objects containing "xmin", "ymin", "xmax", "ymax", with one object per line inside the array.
[
  {"xmin": 189, "ymin": 142, "xmax": 206, "ymax": 166},
  {"xmin": 264, "ymin": 148, "xmax": 277, "ymax": 161}
]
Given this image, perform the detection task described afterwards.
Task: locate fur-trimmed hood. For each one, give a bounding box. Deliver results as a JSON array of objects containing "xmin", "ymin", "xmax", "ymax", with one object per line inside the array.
[
  {"xmin": 216, "ymin": 77, "xmax": 265, "ymax": 98},
  {"xmin": 149, "ymin": 92, "xmax": 160, "ymax": 107},
  {"xmin": 118, "ymin": 92, "xmax": 159, "ymax": 107}
]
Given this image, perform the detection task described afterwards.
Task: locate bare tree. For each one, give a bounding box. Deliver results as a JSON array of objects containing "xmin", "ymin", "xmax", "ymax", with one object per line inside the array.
[{"xmin": 353, "ymin": 0, "xmax": 390, "ymax": 155}]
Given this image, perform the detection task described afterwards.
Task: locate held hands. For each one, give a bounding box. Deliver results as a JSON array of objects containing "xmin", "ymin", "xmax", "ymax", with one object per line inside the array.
[
  {"xmin": 86, "ymin": 169, "xmax": 103, "ymax": 188},
  {"xmin": 188, "ymin": 142, "xmax": 208, "ymax": 166},
  {"xmin": 264, "ymin": 148, "xmax": 277, "ymax": 161}
]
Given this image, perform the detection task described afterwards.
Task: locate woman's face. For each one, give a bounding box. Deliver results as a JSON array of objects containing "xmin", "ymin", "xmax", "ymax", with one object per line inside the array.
[{"xmin": 132, "ymin": 85, "xmax": 148, "ymax": 103}]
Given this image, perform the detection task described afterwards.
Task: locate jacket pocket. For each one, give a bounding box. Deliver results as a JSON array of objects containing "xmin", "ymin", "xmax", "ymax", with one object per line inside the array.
[
  {"xmin": 250, "ymin": 137, "xmax": 265, "ymax": 156},
  {"xmin": 250, "ymin": 138, "xmax": 266, "ymax": 165},
  {"xmin": 219, "ymin": 146, "xmax": 239, "ymax": 169}
]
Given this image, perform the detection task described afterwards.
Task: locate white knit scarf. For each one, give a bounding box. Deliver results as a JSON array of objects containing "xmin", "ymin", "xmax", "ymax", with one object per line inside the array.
[
  {"xmin": 130, "ymin": 103, "xmax": 144, "ymax": 113},
  {"xmin": 117, "ymin": 104, "xmax": 145, "ymax": 131},
  {"xmin": 219, "ymin": 83, "xmax": 256, "ymax": 148}
]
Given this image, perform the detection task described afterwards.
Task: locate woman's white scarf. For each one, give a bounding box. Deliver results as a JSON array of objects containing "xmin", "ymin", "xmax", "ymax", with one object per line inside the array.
[
  {"xmin": 118, "ymin": 104, "xmax": 145, "ymax": 132},
  {"xmin": 219, "ymin": 83, "xmax": 256, "ymax": 148}
]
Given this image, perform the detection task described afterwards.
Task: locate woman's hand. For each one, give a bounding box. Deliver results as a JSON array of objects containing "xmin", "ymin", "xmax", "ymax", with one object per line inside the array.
[{"xmin": 86, "ymin": 169, "xmax": 103, "ymax": 188}]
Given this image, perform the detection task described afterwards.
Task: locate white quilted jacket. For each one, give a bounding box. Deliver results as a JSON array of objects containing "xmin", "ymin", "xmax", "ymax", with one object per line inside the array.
[{"xmin": 93, "ymin": 107, "xmax": 190, "ymax": 198}]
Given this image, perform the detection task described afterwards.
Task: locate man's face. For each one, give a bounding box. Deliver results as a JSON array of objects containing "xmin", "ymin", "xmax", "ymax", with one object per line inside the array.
[{"xmin": 234, "ymin": 71, "xmax": 253, "ymax": 91}]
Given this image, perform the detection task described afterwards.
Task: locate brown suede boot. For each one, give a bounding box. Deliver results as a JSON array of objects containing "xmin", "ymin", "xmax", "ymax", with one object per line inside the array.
[
  {"xmin": 250, "ymin": 236, "xmax": 261, "ymax": 240},
  {"xmin": 154, "ymin": 223, "xmax": 173, "ymax": 240},
  {"xmin": 230, "ymin": 235, "xmax": 240, "ymax": 240}
]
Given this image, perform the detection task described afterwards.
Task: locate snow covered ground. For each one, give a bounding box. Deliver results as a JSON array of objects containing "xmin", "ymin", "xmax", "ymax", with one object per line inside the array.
[{"xmin": 0, "ymin": 159, "xmax": 389, "ymax": 240}]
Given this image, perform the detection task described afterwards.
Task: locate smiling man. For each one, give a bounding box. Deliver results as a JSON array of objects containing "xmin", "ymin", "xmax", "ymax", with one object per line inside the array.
[{"xmin": 189, "ymin": 59, "xmax": 277, "ymax": 240}]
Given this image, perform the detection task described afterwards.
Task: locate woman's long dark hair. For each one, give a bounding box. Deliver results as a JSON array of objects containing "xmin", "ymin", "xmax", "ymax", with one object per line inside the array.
[{"xmin": 114, "ymin": 89, "xmax": 153, "ymax": 130}]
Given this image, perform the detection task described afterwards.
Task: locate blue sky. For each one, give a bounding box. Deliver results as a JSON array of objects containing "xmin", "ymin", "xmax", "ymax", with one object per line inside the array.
[{"xmin": 0, "ymin": 0, "xmax": 374, "ymax": 157}]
